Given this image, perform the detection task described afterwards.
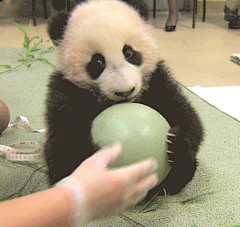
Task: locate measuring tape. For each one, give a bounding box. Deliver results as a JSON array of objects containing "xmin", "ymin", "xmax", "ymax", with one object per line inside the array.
[
  {"xmin": 0, "ymin": 141, "xmax": 43, "ymax": 162},
  {"xmin": 8, "ymin": 116, "xmax": 45, "ymax": 133},
  {"xmin": 0, "ymin": 116, "xmax": 45, "ymax": 162}
]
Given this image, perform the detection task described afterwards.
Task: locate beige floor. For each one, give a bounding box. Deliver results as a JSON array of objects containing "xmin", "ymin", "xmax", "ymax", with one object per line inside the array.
[{"xmin": 0, "ymin": 1, "xmax": 239, "ymax": 87}]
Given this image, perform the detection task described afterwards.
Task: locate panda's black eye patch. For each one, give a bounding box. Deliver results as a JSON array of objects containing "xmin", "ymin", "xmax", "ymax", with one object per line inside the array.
[
  {"xmin": 123, "ymin": 45, "xmax": 142, "ymax": 66},
  {"xmin": 86, "ymin": 53, "xmax": 106, "ymax": 80}
]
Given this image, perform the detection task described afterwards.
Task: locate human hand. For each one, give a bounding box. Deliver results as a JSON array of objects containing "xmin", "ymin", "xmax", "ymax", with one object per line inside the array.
[{"xmin": 56, "ymin": 143, "xmax": 158, "ymax": 226}]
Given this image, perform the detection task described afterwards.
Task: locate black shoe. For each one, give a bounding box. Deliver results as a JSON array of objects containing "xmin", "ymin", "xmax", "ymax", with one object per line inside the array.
[
  {"xmin": 224, "ymin": 5, "xmax": 238, "ymax": 21},
  {"xmin": 165, "ymin": 11, "xmax": 178, "ymax": 32},
  {"xmin": 165, "ymin": 25, "xmax": 176, "ymax": 32},
  {"xmin": 228, "ymin": 16, "xmax": 240, "ymax": 29}
]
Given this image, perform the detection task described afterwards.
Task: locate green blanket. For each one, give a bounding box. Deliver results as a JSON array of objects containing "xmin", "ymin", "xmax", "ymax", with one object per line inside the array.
[{"xmin": 0, "ymin": 48, "xmax": 240, "ymax": 227}]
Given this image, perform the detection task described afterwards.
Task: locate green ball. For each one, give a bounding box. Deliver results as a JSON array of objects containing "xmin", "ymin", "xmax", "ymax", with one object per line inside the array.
[{"xmin": 91, "ymin": 103, "xmax": 171, "ymax": 185}]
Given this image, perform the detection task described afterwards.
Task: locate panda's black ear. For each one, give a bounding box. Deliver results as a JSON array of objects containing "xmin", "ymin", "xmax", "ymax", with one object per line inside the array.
[
  {"xmin": 47, "ymin": 12, "xmax": 70, "ymax": 46},
  {"xmin": 121, "ymin": 0, "xmax": 149, "ymax": 21}
]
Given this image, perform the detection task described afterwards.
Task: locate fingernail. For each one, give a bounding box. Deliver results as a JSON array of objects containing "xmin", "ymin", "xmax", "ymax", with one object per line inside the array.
[
  {"xmin": 110, "ymin": 142, "xmax": 122, "ymax": 154},
  {"xmin": 142, "ymin": 159, "xmax": 158, "ymax": 177},
  {"xmin": 112, "ymin": 141, "xmax": 122, "ymax": 148},
  {"xmin": 145, "ymin": 174, "xmax": 159, "ymax": 191},
  {"xmin": 151, "ymin": 175, "xmax": 159, "ymax": 187},
  {"xmin": 151, "ymin": 158, "xmax": 158, "ymax": 172}
]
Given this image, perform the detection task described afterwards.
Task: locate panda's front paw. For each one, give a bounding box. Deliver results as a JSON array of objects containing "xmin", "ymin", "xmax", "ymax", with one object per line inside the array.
[
  {"xmin": 166, "ymin": 125, "xmax": 181, "ymax": 164},
  {"xmin": 166, "ymin": 134, "xmax": 175, "ymax": 163}
]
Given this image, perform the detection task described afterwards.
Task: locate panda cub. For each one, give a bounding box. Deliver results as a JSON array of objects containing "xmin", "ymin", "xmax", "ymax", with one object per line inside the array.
[{"xmin": 45, "ymin": 0, "xmax": 204, "ymax": 202}]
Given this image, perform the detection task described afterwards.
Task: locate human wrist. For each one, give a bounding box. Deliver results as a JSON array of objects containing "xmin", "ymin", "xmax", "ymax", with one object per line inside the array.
[{"xmin": 55, "ymin": 176, "xmax": 90, "ymax": 227}]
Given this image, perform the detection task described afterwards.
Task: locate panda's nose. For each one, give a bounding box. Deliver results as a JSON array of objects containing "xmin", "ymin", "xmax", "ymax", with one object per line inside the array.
[{"xmin": 115, "ymin": 87, "xmax": 135, "ymax": 97}]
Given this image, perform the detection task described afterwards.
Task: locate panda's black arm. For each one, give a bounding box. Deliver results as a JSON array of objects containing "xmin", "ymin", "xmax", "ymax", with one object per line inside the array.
[
  {"xmin": 141, "ymin": 61, "xmax": 204, "ymax": 157},
  {"xmin": 44, "ymin": 71, "xmax": 102, "ymax": 185},
  {"xmin": 140, "ymin": 61, "xmax": 204, "ymax": 199}
]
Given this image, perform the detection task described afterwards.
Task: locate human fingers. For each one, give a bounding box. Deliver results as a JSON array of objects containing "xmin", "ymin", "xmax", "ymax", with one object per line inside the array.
[
  {"xmin": 85, "ymin": 143, "xmax": 122, "ymax": 168},
  {"xmin": 122, "ymin": 158, "xmax": 158, "ymax": 183},
  {"xmin": 137, "ymin": 172, "xmax": 159, "ymax": 196},
  {"xmin": 131, "ymin": 173, "xmax": 159, "ymax": 205}
]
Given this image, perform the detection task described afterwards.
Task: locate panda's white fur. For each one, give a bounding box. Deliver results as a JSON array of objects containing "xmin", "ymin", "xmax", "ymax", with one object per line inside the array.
[{"xmin": 56, "ymin": 0, "xmax": 160, "ymax": 101}]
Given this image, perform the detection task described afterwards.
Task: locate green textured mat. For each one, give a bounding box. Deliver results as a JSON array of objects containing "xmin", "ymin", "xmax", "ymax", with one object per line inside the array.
[{"xmin": 0, "ymin": 48, "xmax": 240, "ymax": 227}]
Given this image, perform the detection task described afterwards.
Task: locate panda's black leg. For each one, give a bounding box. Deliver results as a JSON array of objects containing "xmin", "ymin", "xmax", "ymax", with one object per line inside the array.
[
  {"xmin": 142, "ymin": 159, "xmax": 197, "ymax": 202},
  {"xmin": 157, "ymin": 160, "xmax": 197, "ymax": 195}
]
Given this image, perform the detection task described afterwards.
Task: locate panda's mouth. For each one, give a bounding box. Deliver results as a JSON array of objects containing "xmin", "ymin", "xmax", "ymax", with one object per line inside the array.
[
  {"xmin": 109, "ymin": 86, "xmax": 138, "ymax": 102},
  {"xmin": 110, "ymin": 93, "xmax": 137, "ymax": 102},
  {"xmin": 117, "ymin": 98, "xmax": 133, "ymax": 104},
  {"xmin": 114, "ymin": 87, "xmax": 135, "ymax": 98},
  {"xmin": 115, "ymin": 95, "xmax": 138, "ymax": 104},
  {"xmin": 100, "ymin": 86, "xmax": 140, "ymax": 103}
]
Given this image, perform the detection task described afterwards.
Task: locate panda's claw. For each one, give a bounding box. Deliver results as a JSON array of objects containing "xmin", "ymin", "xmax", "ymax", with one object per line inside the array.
[
  {"xmin": 166, "ymin": 139, "xmax": 173, "ymax": 144},
  {"xmin": 167, "ymin": 150, "xmax": 174, "ymax": 154},
  {"xmin": 168, "ymin": 160, "xmax": 174, "ymax": 163},
  {"xmin": 166, "ymin": 133, "xmax": 176, "ymax": 137}
]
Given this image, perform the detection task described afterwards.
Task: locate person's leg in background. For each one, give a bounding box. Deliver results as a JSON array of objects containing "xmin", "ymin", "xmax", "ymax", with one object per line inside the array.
[
  {"xmin": 165, "ymin": 0, "xmax": 178, "ymax": 32},
  {"xmin": 224, "ymin": 0, "xmax": 240, "ymax": 29}
]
